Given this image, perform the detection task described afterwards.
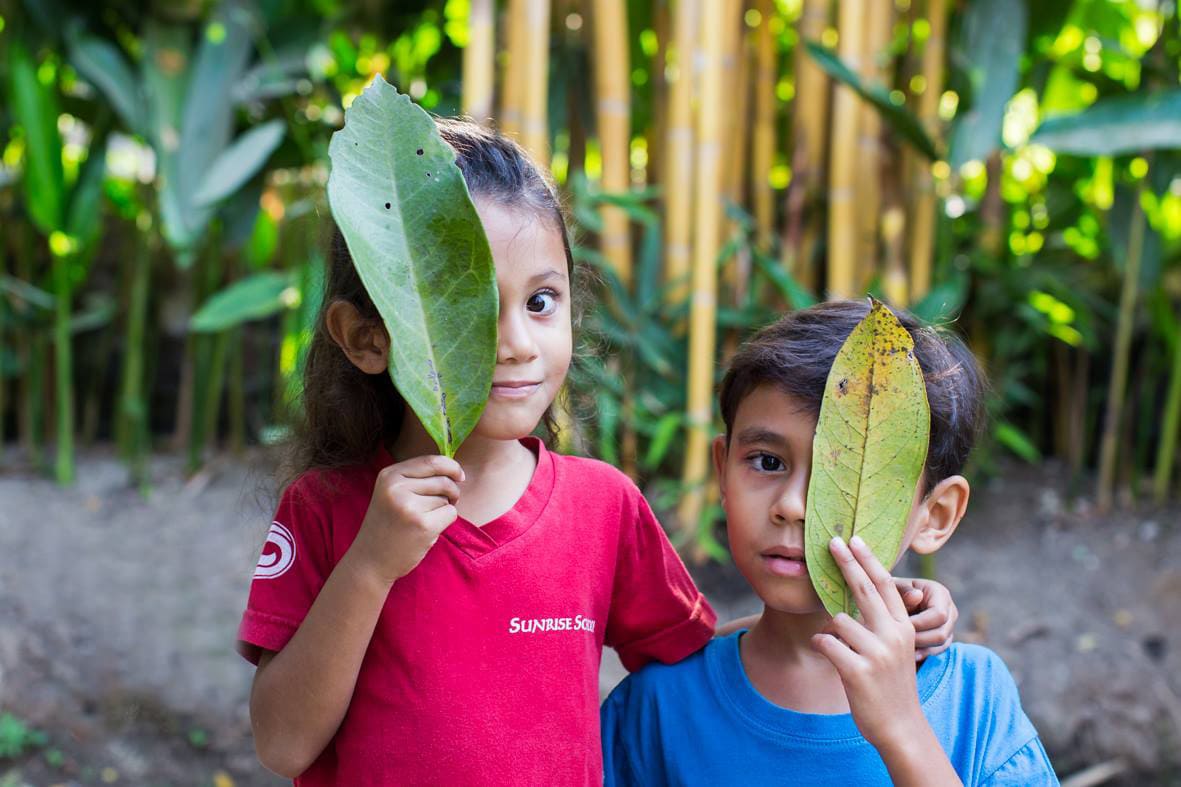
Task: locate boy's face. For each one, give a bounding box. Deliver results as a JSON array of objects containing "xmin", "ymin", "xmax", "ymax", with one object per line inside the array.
[{"xmin": 712, "ymin": 384, "xmax": 930, "ymax": 615}]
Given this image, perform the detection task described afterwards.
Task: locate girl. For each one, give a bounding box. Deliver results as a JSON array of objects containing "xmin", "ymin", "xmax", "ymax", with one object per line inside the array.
[{"xmin": 237, "ymin": 118, "xmax": 957, "ymax": 785}]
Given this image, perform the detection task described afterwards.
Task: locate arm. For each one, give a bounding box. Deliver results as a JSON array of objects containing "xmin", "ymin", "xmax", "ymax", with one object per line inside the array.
[
  {"xmin": 811, "ymin": 536, "xmax": 962, "ymax": 787},
  {"xmin": 250, "ymin": 455, "xmax": 463, "ymax": 777},
  {"xmin": 716, "ymin": 578, "xmax": 958, "ymax": 658}
]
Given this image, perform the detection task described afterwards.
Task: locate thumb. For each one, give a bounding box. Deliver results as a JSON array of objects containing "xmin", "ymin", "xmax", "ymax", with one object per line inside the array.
[{"xmin": 901, "ymin": 586, "xmax": 924, "ymax": 611}]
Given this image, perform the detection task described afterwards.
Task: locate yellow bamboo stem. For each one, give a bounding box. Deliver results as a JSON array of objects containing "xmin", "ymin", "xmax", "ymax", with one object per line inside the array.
[
  {"xmin": 722, "ymin": 0, "xmax": 750, "ymax": 294},
  {"xmin": 826, "ymin": 0, "xmax": 864, "ymax": 298},
  {"xmin": 854, "ymin": 0, "xmax": 893, "ymax": 291},
  {"xmin": 500, "ymin": 0, "xmax": 525, "ymax": 137},
  {"xmin": 751, "ymin": 0, "xmax": 777, "ymax": 249},
  {"xmin": 593, "ymin": 0, "xmax": 633, "ymax": 287},
  {"xmin": 463, "ymin": 0, "xmax": 496, "ymax": 122},
  {"xmin": 664, "ymin": 0, "xmax": 699, "ymax": 302},
  {"xmin": 908, "ymin": 0, "xmax": 948, "ymax": 302},
  {"xmin": 678, "ymin": 0, "xmax": 726, "ymax": 540},
  {"xmin": 787, "ymin": 0, "xmax": 831, "ymax": 293},
  {"xmin": 520, "ymin": 0, "xmax": 552, "ymax": 162}
]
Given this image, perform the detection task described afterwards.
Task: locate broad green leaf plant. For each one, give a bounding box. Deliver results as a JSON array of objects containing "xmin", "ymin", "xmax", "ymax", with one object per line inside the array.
[
  {"xmin": 804, "ymin": 299, "xmax": 932, "ymax": 617},
  {"xmin": 327, "ymin": 75, "xmax": 498, "ymax": 458}
]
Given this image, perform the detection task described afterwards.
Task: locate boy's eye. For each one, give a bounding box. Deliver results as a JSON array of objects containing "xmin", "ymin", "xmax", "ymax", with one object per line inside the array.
[
  {"xmin": 753, "ymin": 453, "xmax": 784, "ymax": 472},
  {"xmin": 527, "ymin": 290, "xmax": 558, "ymax": 315}
]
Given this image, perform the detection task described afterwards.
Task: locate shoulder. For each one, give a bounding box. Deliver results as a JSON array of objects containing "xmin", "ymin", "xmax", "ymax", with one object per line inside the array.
[
  {"xmin": 551, "ymin": 451, "xmax": 638, "ymax": 491},
  {"xmin": 941, "ymin": 643, "xmax": 1021, "ymax": 694}
]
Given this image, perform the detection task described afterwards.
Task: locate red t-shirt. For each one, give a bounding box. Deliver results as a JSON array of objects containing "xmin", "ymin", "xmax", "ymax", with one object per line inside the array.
[{"xmin": 238, "ymin": 436, "xmax": 716, "ymax": 785}]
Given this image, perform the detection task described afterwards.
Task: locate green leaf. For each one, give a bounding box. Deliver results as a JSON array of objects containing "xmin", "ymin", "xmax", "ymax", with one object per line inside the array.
[
  {"xmin": 804, "ymin": 42, "xmax": 939, "ymax": 161},
  {"xmin": 804, "ymin": 299, "xmax": 931, "ymax": 617},
  {"xmin": 947, "ymin": 0, "xmax": 1025, "ymax": 168},
  {"xmin": 194, "ymin": 119, "xmax": 286, "ymax": 206},
  {"xmin": 66, "ymin": 128, "xmax": 110, "ymax": 249},
  {"xmin": 993, "ymin": 421, "xmax": 1041, "ymax": 463},
  {"xmin": 753, "ymin": 249, "xmax": 818, "ymax": 309},
  {"xmin": 1030, "ymin": 90, "xmax": 1181, "ymax": 157},
  {"xmin": 326, "ymin": 75, "xmax": 498, "ymax": 457},
  {"xmin": 909, "ymin": 273, "xmax": 968, "ymax": 324},
  {"xmin": 8, "ymin": 38, "xmax": 65, "ymax": 234},
  {"xmin": 65, "ymin": 28, "xmax": 146, "ymax": 134},
  {"xmin": 190, "ymin": 271, "xmax": 297, "ymax": 332}
]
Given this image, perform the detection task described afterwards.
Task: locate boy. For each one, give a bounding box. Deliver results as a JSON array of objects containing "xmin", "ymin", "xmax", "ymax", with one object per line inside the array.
[{"xmin": 601, "ymin": 301, "xmax": 1058, "ymax": 786}]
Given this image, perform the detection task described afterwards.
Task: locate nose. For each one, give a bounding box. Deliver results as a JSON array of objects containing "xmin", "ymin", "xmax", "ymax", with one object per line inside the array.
[
  {"xmin": 497, "ymin": 307, "xmax": 539, "ymax": 364},
  {"xmin": 768, "ymin": 470, "xmax": 807, "ymax": 528}
]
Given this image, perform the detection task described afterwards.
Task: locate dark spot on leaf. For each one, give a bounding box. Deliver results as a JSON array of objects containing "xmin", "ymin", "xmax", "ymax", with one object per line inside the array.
[
  {"xmin": 837, "ymin": 378, "xmax": 848, "ymax": 396},
  {"xmin": 834, "ymin": 523, "xmax": 845, "ymax": 537},
  {"xmin": 417, "ymin": 148, "xmax": 424, "ymax": 156},
  {"xmin": 426, "ymin": 172, "xmax": 432, "ymax": 177},
  {"xmin": 384, "ymin": 202, "xmax": 391, "ymax": 209}
]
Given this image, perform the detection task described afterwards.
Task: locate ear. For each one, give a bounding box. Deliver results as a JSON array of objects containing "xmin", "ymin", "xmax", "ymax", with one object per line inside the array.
[
  {"xmin": 325, "ymin": 300, "xmax": 389, "ymax": 375},
  {"xmin": 711, "ymin": 434, "xmax": 729, "ymax": 504},
  {"xmin": 909, "ymin": 475, "xmax": 970, "ymax": 555}
]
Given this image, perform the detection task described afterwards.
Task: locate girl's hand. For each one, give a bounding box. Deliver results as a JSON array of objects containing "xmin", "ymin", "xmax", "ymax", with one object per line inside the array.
[
  {"xmin": 894, "ymin": 576, "xmax": 957, "ymax": 660},
  {"xmin": 810, "ymin": 536, "xmax": 930, "ymax": 752},
  {"xmin": 347, "ymin": 455, "xmax": 464, "ymax": 587}
]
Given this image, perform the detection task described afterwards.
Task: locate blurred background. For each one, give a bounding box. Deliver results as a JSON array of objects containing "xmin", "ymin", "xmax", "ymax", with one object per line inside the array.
[{"xmin": 0, "ymin": 0, "xmax": 1179, "ymax": 784}]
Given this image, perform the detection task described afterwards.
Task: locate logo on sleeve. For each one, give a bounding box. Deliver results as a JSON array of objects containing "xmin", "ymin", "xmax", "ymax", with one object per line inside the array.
[{"xmin": 254, "ymin": 521, "xmax": 296, "ymax": 580}]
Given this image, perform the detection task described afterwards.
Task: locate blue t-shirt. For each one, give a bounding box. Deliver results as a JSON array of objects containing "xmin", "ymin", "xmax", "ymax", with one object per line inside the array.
[{"xmin": 601, "ymin": 633, "xmax": 1058, "ymax": 786}]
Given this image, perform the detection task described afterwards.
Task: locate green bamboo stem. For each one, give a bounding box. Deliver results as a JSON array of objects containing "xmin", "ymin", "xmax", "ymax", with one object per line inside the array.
[
  {"xmin": 0, "ymin": 229, "xmax": 7, "ymax": 456},
  {"xmin": 16, "ymin": 224, "xmax": 43, "ymax": 469},
  {"xmin": 1153, "ymin": 304, "xmax": 1181, "ymax": 505},
  {"xmin": 229, "ymin": 326, "xmax": 245, "ymax": 454},
  {"xmin": 119, "ymin": 232, "xmax": 151, "ymax": 490},
  {"xmin": 51, "ymin": 246, "xmax": 74, "ymax": 484},
  {"xmin": 1097, "ymin": 193, "xmax": 1145, "ymax": 512}
]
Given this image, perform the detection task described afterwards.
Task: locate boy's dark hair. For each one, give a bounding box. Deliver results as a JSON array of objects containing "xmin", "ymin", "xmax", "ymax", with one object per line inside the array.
[
  {"xmin": 284, "ymin": 117, "xmax": 575, "ymax": 484},
  {"xmin": 719, "ymin": 300, "xmax": 986, "ymax": 494}
]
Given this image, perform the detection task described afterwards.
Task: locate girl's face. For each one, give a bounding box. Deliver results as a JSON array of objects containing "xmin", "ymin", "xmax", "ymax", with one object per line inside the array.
[{"xmin": 469, "ymin": 197, "xmax": 573, "ymax": 442}]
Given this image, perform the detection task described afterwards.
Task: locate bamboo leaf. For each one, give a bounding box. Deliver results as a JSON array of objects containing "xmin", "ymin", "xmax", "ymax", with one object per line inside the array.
[
  {"xmin": 326, "ymin": 75, "xmax": 498, "ymax": 457},
  {"xmin": 804, "ymin": 42, "xmax": 939, "ymax": 161},
  {"xmin": 191, "ymin": 271, "xmax": 298, "ymax": 332},
  {"xmin": 1030, "ymin": 89, "xmax": 1181, "ymax": 157},
  {"xmin": 7, "ymin": 38, "xmax": 65, "ymax": 234},
  {"xmin": 804, "ymin": 299, "xmax": 931, "ymax": 617},
  {"xmin": 65, "ymin": 28, "xmax": 147, "ymax": 134},
  {"xmin": 194, "ymin": 120, "xmax": 286, "ymax": 206}
]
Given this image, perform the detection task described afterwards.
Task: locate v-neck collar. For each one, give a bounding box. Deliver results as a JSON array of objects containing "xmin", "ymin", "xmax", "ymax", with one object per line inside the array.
[{"xmin": 370, "ymin": 436, "xmax": 555, "ymax": 560}]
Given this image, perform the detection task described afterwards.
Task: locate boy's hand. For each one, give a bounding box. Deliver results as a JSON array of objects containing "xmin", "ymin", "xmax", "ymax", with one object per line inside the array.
[
  {"xmin": 894, "ymin": 577, "xmax": 958, "ymax": 660},
  {"xmin": 347, "ymin": 455, "xmax": 464, "ymax": 587},
  {"xmin": 810, "ymin": 536, "xmax": 930, "ymax": 753}
]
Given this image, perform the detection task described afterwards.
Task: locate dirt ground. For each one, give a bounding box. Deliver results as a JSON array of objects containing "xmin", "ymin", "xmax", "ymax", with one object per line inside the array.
[{"xmin": 1, "ymin": 445, "xmax": 1179, "ymax": 786}]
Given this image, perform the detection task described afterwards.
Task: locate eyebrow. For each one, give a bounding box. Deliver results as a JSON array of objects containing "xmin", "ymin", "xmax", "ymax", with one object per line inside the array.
[
  {"xmin": 528, "ymin": 269, "xmax": 566, "ymax": 286},
  {"xmin": 734, "ymin": 427, "xmax": 789, "ymax": 449}
]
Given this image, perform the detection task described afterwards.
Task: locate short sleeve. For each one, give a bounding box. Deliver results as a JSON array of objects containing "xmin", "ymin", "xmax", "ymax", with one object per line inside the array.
[
  {"xmin": 981, "ymin": 737, "xmax": 1059, "ymax": 786},
  {"xmin": 601, "ymin": 677, "xmax": 659, "ymax": 787},
  {"xmin": 604, "ymin": 484, "xmax": 716, "ymax": 671},
  {"xmin": 236, "ymin": 474, "xmax": 334, "ymax": 664}
]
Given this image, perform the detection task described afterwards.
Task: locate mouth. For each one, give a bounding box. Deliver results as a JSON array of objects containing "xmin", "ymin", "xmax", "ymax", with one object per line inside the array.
[
  {"xmin": 490, "ymin": 380, "xmax": 542, "ymax": 399},
  {"xmin": 760, "ymin": 546, "xmax": 806, "ymax": 577}
]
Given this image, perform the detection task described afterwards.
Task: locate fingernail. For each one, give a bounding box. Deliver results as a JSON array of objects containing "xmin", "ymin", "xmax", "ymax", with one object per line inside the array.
[
  {"xmin": 830, "ymin": 536, "xmax": 846, "ymax": 550},
  {"xmin": 850, "ymin": 535, "xmax": 866, "ymax": 549}
]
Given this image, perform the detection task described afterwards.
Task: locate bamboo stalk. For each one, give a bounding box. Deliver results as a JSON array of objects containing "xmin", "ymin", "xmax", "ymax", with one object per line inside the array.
[
  {"xmin": 854, "ymin": 0, "xmax": 893, "ymax": 291},
  {"xmin": 751, "ymin": 0, "xmax": 777, "ymax": 249},
  {"xmin": 908, "ymin": 0, "xmax": 948, "ymax": 301},
  {"xmin": 593, "ymin": 0, "xmax": 633, "ymax": 287},
  {"xmin": 50, "ymin": 244, "xmax": 74, "ymax": 484},
  {"xmin": 0, "ymin": 229, "xmax": 7, "ymax": 456},
  {"xmin": 648, "ymin": 0, "xmax": 670, "ymax": 187},
  {"xmin": 1097, "ymin": 193, "xmax": 1145, "ymax": 512},
  {"xmin": 1153, "ymin": 304, "xmax": 1181, "ymax": 504},
  {"xmin": 16, "ymin": 223, "xmax": 43, "ymax": 468},
  {"xmin": 500, "ymin": 0, "xmax": 526, "ymax": 137},
  {"xmin": 663, "ymin": 0, "xmax": 699, "ymax": 301},
  {"xmin": 786, "ymin": 0, "xmax": 831, "ymax": 294},
  {"xmin": 463, "ymin": 0, "xmax": 496, "ymax": 122},
  {"xmin": 678, "ymin": 0, "xmax": 726, "ymax": 540},
  {"xmin": 520, "ymin": 0, "xmax": 552, "ymax": 162},
  {"xmin": 825, "ymin": 0, "xmax": 864, "ymax": 298},
  {"xmin": 119, "ymin": 229, "xmax": 151, "ymax": 490}
]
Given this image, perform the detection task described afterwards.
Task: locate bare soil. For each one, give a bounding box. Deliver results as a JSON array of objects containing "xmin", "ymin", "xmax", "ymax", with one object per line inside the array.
[{"xmin": 0, "ymin": 446, "xmax": 1178, "ymax": 785}]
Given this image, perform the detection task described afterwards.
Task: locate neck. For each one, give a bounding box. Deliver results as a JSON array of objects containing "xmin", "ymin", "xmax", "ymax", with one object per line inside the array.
[
  {"xmin": 388, "ymin": 412, "xmax": 529, "ymax": 470},
  {"xmin": 739, "ymin": 604, "xmax": 851, "ymax": 714}
]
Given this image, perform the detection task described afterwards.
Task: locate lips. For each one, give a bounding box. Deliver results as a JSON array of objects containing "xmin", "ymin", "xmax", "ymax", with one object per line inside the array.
[
  {"xmin": 760, "ymin": 546, "xmax": 806, "ymax": 577},
  {"xmin": 490, "ymin": 380, "xmax": 542, "ymax": 399}
]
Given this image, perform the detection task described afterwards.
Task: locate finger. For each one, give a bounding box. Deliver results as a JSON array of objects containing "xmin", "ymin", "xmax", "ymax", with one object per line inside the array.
[
  {"xmin": 423, "ymin": 504, "xmax": 459, "ymax": 530},
  {"xmin": 828, "ymin": 537, "xmax": 890, "ymax": 630},
  {"xmin": 405, "ymin": 476, "xmax": 462, "ymax": 504},
  {"xmin": 410, "ymin": 495, "xmax": 455, "ymax": 513},
  {"xmin": 913, "ymin": 618, "xmax": 955, "ymax": 650},
  {"xmin": 848, "ymin": 536, "xmax": 909, "ymax": 622},
  {"xmin": 399, "ymin": 455, "xmax": 465, "ymax": 483},
  {"xmin": 827, "ymin": 612, "xmax": 880, "ymax": 657},
  {"xmin": 908, "ymin": 579, "xmax": 959, "ymax": 628},
  {"xmin": 811, "ymin": 633, "xmax": 861, "ymax": 678},
  {"xmin": 909, "ymin": 607, "xmax": 950, "ymax": 634},
  {"xmin": 916, "ymin": 635, "xmax": 954, "ymax": 661},
  {"xmin": 893, "ymin": 578, "xmax": 924, "ymax": 611}
]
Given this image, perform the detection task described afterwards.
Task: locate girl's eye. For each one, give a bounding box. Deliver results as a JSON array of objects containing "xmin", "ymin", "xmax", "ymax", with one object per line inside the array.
[
  {"xmin": 753, "ymin": 453, "xmax": 784, "ymax": 472},
  {"xmin": 527, "ymin": 290, "xmax": 559, "ymax": 315}
]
